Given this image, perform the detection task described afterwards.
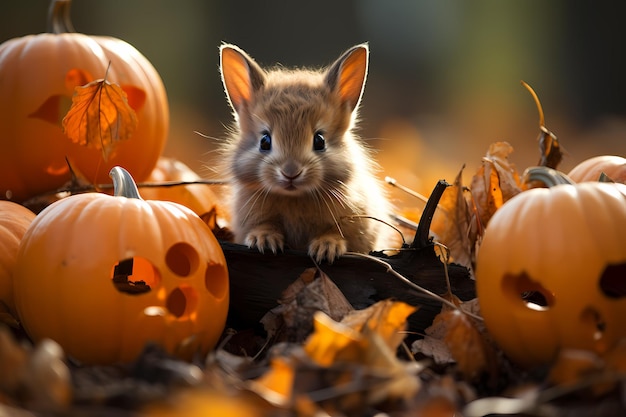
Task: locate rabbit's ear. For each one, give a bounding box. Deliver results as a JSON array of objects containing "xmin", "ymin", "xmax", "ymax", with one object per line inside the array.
[
  {"xmin": 325, "ymin": 43, "xmax": 369, "ymax": 112},
  {"xmin": 220, "ymin": 44, "xmax": 266, "ymax": 114}
]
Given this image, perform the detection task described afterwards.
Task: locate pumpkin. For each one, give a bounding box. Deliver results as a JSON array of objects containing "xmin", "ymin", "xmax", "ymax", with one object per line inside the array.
[
  {"xmin": 0, "ymin": 202, "xmax": 36, "ymax": 317},
  {"xmin": 567, "ymin": 155, "xmax": 626, "ymax": 184},
  {"xmin": 139, "ymin": 157, "xmax": 226, "ymax": 226},
  {"xmin": 0, "ymin": 0, "xmax": 169, "ymax": 202},
  {"xmin": 475, "ymin": 167, "xmax": 626, "ymax": 368},
  {"xmin": 13, "ymin": 167, "xmax": 229, "ymax": 365}
]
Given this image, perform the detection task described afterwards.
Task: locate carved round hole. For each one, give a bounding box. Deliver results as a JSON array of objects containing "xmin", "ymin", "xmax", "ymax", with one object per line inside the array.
[
  {"xmin": 111, "ymin": 256, "xmax": 160, "ymax": 295},
  {"xmin": 205, "ymin": 262, "xmax": 228, "ymax": 300},
  {"xmin": 165, "ymin": 243, "xmax": 199, "ymax": 277},
  {"xmin": 503, "ymin": 271, "xmax": 555, "ymax": 311},
  {"xmin": 599, "ymin": 262, "xmax": 626, "ymax": 299},
  {"xmin": 166, "ymin": 286, "xmax": 198, "ymax": 319}
]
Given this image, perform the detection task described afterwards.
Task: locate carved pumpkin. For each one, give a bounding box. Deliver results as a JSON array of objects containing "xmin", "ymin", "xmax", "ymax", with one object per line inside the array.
[
  {"xmin": 0, "ymin": 202, "xmax": 36, "ymax": 317},
  {"xmin": 13, "ymin": 167, "xmax": 229, "ymax": 365},
  {"xmin": 476, "ymin": 170, "xmax": 626, "ymax": 368},
  {"xmin": 567, "ymin": 155, "xmax": 626, "ymax": 184},
  {"xmin": 140, "ymin": 157, "xmax": 225, "ymax": 225},
  {"xmin": 0, "ymin": 0, "xmax": 169, "ymax": 202}
]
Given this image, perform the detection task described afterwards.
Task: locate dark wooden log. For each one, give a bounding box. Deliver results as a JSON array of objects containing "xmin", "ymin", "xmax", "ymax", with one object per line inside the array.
[
  {"xmin": 222, "ymin": 180, "xmax": 475, "ymax": 336},
  {"xmin": 223, "ymin": 241, "xmax": 475, "ymax": 335}
]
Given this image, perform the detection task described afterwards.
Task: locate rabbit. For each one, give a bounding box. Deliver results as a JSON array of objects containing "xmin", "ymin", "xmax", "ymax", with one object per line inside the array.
[{"xmin": 219, "ymin": 42, "xmax": 394, "ymax": 263}]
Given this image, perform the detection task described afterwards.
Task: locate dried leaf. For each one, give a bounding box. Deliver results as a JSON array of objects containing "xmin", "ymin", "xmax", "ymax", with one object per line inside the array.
[
  {"xmin": 439, "ymin": 309, "xmax": 497, "ymax": 382},
  {"xmin": 412, "ymin": 334, "xmax": 454, "ymax": 365},
  {"xmin": 414, "ymin": 305, "xmax": 497, "ymax": 383},
  {"xmin": 537, "ymin": 127, "xmax": 563, "ymax": 169},
  {"xmin": 304, "ymin": 312, "xmax": 363, "ymax": 368},
  {"xmin": 339, "ymin": 299, "xmax": 417, "ymax": 351},
  {"xmin": 304, "ymin": 310, "xmax": 422, "ymax": 404},
  {"xmin": 251, "ymin": 356, "xmax": 297, "ymax": 406},
  {"xmin": 62, "ymin": 77, "xmax": 138, "ymax": 160},
  {"xmin": 430, "ymin": 166, "xmax": 477, "ymax": 274},
  {"xmin": 0, "ymin": 328, "xmax": 71, "ymax": 413},
  {"xmin": 260, "ymin": 268, "xmax": 353, "ymax": 343},
  {"xmin": 253, "ymin": 301, "xmax": 421, "ymax": 411},
  {"xmin": 521, "ymin": 80, "xmax": 564, "ymax": 169},
  {"xmin": 470, "ymin": 141, "xmax": 523, "ymax": 228}
]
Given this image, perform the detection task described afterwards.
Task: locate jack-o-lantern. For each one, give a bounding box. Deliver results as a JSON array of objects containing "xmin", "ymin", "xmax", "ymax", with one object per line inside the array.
[
  {"xmin": 476, "ymin": 168, "xmax": 626, "ymax": 368},
  {"xmin": 13, "ymin": 167, "xmax": 228, "ymax": 365},
  {"xmin": 0, "ymin": 0, "xmax": 169, "ymax": 202}
]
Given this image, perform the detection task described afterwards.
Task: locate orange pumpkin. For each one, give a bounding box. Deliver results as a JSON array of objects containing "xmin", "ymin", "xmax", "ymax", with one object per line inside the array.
[
  {"xmin": 0, "ymin": 202, "xmax": 36, "ymax": 317},
  {"xmin": 476, "ymin": 168, "xmax": 626, "ymax": 367},
  {"xmin": 140, "ymin": 157, "xmax": 225, "ymax": 223},
  {"xmin": 0, "ymin": 0, "xmax": 169, "ymax": 202},
  {"xmin": 567, "ymin": 155, "xmax": 626, "ymax": 184},
  {"xmin": 13, "ymin": 167, "xmax": 229, "ymax": 365}
]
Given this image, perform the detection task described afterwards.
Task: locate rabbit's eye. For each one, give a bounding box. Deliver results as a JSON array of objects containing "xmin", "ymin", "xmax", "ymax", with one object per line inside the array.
[
  {"xmin": 260, "ymin": 132, "xmax": 272, "ymax": 151},
  {"xmin": 313, "ymin": 132, "xmax": 325, "ymax": 151}
]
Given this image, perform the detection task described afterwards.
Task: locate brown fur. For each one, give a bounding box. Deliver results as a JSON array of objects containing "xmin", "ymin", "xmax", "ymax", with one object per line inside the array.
[{"xmin": 219, "ymin": 43, "xmax": 394, "ymax": 262}]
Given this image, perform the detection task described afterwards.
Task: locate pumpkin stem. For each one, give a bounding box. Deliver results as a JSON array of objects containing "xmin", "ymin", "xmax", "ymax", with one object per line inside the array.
[
  {"xmin": 523, "ymin": 166, "xmax": 575, "ymax": 188},
  {"xmin": 47, "ymin": 0, "xmax": 76, "ymax": 34},
  {"xmin": 411, "ymin": 179, "xmax": 449, "ymax": 249},
  {"xmin": 110, "ymin": 167, "xmax": 143, "ymax": 200}
]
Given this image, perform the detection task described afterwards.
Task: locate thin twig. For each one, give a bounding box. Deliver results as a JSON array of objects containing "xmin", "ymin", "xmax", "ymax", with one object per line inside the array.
[{"xmin": 346, "ymin": 251, "xmax": 483, "ymax": 321}]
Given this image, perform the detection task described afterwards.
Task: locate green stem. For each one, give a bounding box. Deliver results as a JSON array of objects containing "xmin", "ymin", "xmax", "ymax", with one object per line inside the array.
[
  {"xmin": 47, "ymin": 0, "xmax": 75, "ymax": 34},
  {"xmin": 523, "ymin": 166, "xmax": 575, "ymax": 188},
  {"xmin": 110, "ymin": 167, "xmax": 143, "ymax": 200}
]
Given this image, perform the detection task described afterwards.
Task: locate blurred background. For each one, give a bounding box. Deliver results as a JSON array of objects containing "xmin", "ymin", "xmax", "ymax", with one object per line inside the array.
[{"xmin": 2, "ymin": 0, "xmax": 625, "ymax": 203}]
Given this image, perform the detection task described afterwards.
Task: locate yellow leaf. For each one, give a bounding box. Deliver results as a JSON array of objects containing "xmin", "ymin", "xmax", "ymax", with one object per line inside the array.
[
  {"xmin": 340, "ymin": 299, "xmax": 417, "ymax": 351},
  {"xmin": 62, "ymin": 77, "xmax": 138, "ymax": 160},
  {"xmin": 249, "ymin": 357, "xmax": 296, "ymax": 406},
  {"xmin": 304, "ymin": 311, "xmax": 362, "ymax": 367}
]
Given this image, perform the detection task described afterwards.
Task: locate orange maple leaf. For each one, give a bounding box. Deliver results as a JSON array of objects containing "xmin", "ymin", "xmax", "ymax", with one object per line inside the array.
[{"xmin": 62, "ymin": 75, "xmax": 138, "ymax": 160}]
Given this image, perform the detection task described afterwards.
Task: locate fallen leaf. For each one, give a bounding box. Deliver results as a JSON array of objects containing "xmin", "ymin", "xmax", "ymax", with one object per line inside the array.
[
  {"xmin": 439, "ymin": 309, "xmax": 497, "ymax": 382},
  {"xmin": 62, "ymin": 76, "xmax": 138, "ymax": 160},
  {"xmin": 260, "ymin": 268, "xmax": 354, "ymax": 343},
  {"xmin": 0, "ymin": 327, "xmax": 71, "ymax": 413},
  {"xmin": 412, "ymin": 334, "xmax": 454, "ymax": 365},
  {"xmin": 431, "ymin": 166, "xmax": 477, "ymax": 275},
  {"xmin": 537, "ymin": 126, "xmax": 563, "ymax": 170},
  {"xmin": 304, "ymin": 304, "xmax": 422, "ymax": 404},
  {"xmin": 252, "ymin": 302, "xmax": 422, "ymax": 412},
  {"xmin": 470, "ymin": 141, "xmax": 523, "ymax": 228},
  {"xmin": 339, "ymin": 299, "xmax": 417, "ymax": 351},
  {"xmin": 413, "ymin": 305, "xmax": 497, "ymax": 383},
  {"xmin": 251, "ymin": 356, "xmax": 297, "ymax": 406}
]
